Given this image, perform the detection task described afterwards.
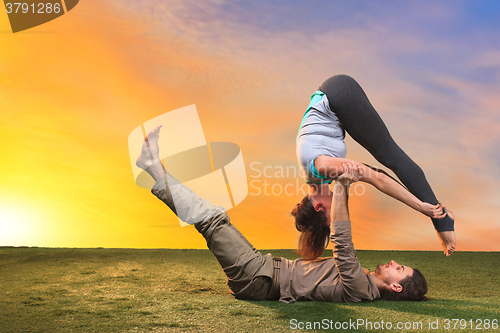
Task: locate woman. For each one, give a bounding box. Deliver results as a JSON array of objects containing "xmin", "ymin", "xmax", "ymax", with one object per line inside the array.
[{"xmin": 294, "ymin": 75, "xmax": 455, "ymax": 258}]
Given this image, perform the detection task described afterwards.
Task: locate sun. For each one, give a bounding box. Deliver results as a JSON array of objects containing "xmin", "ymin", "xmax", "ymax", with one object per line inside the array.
[{"xmin": 0, "ymin": 209, "xmax": 36, "ymax": 246}]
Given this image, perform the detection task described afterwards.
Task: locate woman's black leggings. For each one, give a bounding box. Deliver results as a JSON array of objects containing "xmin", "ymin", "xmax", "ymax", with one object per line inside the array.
[{"xmin": 319, "ymin": 75, "xmax": 454, "ymax": 232}]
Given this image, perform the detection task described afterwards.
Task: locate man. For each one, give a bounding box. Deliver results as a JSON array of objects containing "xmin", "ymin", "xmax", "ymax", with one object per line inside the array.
[{"xmin": 136, "ymin": 125, "xmax": 428, "ymax": 303}]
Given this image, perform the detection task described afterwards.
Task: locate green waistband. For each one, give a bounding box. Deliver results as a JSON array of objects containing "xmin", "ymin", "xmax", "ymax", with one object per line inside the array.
[{"xmin": 308, "ymin": 158, "xmax": 333, "ymax": 184}]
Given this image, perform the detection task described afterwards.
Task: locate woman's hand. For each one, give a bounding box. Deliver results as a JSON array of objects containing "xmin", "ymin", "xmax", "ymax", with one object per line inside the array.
[{"xmin": 419, "ymin": 202, "xmax": 446, "ymax": 219}]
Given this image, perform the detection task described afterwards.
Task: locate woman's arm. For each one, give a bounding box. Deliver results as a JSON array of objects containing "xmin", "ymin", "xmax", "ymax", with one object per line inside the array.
[
  {"xmin": 315, "ymin": 155, "xmax": 445, "ymax": 219},
  {"xmin": 314, "ymin": 155, "xmax": 362, "ymax": 179},
  {"xmin": 359, "ymin": 164, "xmax": 446, "ymax": 218}
]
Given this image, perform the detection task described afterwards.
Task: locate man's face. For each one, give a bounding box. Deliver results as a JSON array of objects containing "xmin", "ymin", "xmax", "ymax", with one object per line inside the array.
[{"xmin": 374, "ymin": 260, "xmax": 414, "ymax": 286}]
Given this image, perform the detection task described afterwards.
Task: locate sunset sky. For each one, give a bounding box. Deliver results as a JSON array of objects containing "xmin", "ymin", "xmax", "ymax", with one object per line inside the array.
[{"xmin": 1, "ymin": 0, "xmax": 500, "ymax": 252}]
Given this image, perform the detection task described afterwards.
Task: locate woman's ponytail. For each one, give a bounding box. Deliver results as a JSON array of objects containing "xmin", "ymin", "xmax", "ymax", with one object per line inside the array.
[{"xmin": 292, "ymin": 196, "xmax": 330, "ymax": 259}]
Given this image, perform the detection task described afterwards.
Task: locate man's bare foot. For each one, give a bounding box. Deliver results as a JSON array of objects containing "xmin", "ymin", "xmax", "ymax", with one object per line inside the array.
[
  {"xmin": 436, "ymin": 209, "xmax": 456, "ymax": 257},
  {"xmin": 136, "ymin": 125, "xmax": 163, "ymax": 170}
]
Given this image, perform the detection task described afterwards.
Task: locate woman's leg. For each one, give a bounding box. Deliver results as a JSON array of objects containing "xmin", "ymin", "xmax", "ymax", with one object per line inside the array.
[{"xmin": 319, "ymin": 75, "xmax": 455, "ymax": 255}]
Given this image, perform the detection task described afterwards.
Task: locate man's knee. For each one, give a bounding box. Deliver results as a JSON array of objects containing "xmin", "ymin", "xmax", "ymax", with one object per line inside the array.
[{"xmin": 194, "ymin": 211, "xmax": 230, "ymax": 240}]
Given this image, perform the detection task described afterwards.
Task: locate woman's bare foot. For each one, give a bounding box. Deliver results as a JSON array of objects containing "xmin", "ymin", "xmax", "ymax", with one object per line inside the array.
[
  {"xmin": 436, "ymin": 209, "xmax": 456, "ymax": 257},
  {"xmin": 136, "ymin": 125, "xmax": 165, "ymax": 182}
]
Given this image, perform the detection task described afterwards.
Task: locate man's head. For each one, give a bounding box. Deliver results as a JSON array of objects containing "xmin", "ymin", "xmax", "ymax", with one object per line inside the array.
[{"xmin": 371, "ymin": 260, "xmax": 427, "ymax": 301}]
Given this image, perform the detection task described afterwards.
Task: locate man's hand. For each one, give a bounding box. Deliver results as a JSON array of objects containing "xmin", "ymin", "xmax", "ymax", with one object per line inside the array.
[
  {"xmin": 332, "ymin": 163, "xmax": 360, "ymax": 223},
  {"xmin": 336, "ymin": 163, "xmax": 362, "ymax": 186}
]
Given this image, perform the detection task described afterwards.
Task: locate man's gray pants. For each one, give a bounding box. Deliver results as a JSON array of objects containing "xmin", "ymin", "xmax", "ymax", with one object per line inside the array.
[{"xmin": 151, "ymin": 172, "xmax": 274, "ymax": 300}]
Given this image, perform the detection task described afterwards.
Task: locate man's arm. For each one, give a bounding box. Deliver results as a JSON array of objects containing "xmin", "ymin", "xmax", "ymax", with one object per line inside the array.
[
  {"xmin": 332, "ymin": 171, "xmax": 351, "ymax": 223},
  {"xmin": 330, "ymin": 164, "xmax": 377, "ymax": 302},
  {"xmin": 331, "ymin": 162, "xmax": 360, "ymax": 222}
]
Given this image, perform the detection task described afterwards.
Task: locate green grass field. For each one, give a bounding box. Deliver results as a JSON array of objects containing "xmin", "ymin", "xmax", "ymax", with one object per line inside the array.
[{"xmin": 1, "ymin": 247, "xmax": 499, "ymax": 333}]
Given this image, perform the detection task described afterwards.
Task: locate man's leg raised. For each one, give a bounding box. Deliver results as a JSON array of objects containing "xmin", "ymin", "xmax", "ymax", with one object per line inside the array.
[{"xmin": 136, "ymin": 125, "xmax": 274, "ymax": 299}]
